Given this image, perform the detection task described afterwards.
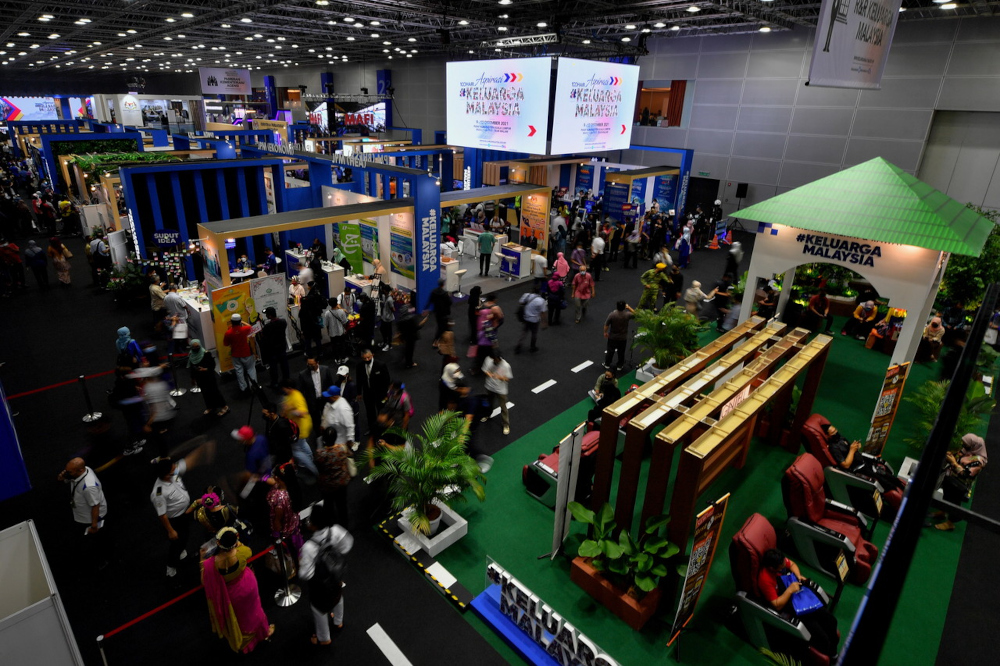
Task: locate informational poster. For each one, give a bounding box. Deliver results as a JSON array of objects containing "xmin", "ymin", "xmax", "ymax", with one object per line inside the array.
[
  {"xmin": 445, "ymin": 57, "xmax": 551, "ymax": 153},
  {"xmin": 262, "ymin": 171, "xmax": 277, "ymax": 214},
  {"xmin": 252, "ymin": 119, "xmax": 288, "ymax": 145},
  {"xmin": 519, "ymin": 192, "xmax": 549, "ymax": 249},
  {"xmin": 249, "ymin": 274, "xmax": 286, "ymax": 324},
  {"xmin": 201, "ymin": 235, "xmax": 224, "ymax": 291},
  {"xmin": 389, "ymin": 231, "xmax": 415, "ymax": 280},
  {"xmin": 604, "ymin": 182, "xmax": 630, "ymax": 222},
  {"xmin": 550, "ymin": 58, "xmax": 640, "ymax": 155},
  {"xmin": 809, "ymin": 0, "xmax": 902, "ymax": 89},
  {"xmin": 335, "ymin": 222, "xmax": 363, "ymax": 274},
  {"xmin": 199, "ymin": 67, "xmax": 252, "ymax": 95},
  {"xmin": 68, "ymin": 96, "xmax": 95, "ymax": 120},
  {"xmin": 654, "ymin": 174, "xmax": 677, "ymax": 210},
  {"xmin": 0, "ymin": 96, "xmax": 57, "ymax": 121},
  {"xmin": 864, "ymin": 362, "xmax": 910, "ymax": 455},
  {"xmin": 210, "ymin": 282, "xmax": 252, "ymax": 373},
  {"xmin": 631, "ymin": 177, "xmax": 648, "ymax": 205},
  {"xmin": 669, "ymin": 493, "xmax": 730, "ymax": 646},
  {"xmin": 360, "ymin": 219, "xmax": 379, "ymax": 265},
  {"xmin": 575, "ymin": 164, "xmax": 594, "ymax": 195}
]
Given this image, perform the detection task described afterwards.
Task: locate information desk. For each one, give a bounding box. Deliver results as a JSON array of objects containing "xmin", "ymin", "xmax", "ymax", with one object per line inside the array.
[
  {"xmin": 462, "ymin": 229, "xmax": 507, "ymax": 258},
  {"xmin": 320, "ymin": 261, "xmax": 345, "ymax": 299},
  {"xmin": 500, "ymin": 243, "xmax": 532, "ymax": 279},
  {"xmin": 181, "ymin": 290, "xmax": 214, "ymax": 350},
  {"xmin": 285, "ymin": 248, "xmax": 307, "ymax": 280},
  {"xmin": 345, "ymin": 275, "xmax": 375, "ymax": 296},
  {"xmin": 442, "ymin": 256, "xmax": 461, "ymax": 292}
]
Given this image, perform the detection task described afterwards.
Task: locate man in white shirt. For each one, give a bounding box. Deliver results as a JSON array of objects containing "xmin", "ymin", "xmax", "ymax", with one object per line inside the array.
[
  {"xmin": 590, "ymin": 233, "xmax": 606, "ymax": 282},
  {"xmin": 150, "ymin": 449, "xmax": 204, "ymax": 577},
  {"xmin": 530, "ymin": 252, "xmax": 548, "ymax": 287},
  {"xmin": 59, "ymin": 457, "xmax": 109, "ymax": 569},
  {"xmin": 320, "ymin": 385, "xmax": 356, "ymax": 447},
  {"xmin": 482, "ymin": 350, "xmax": 513, "ymax": 435},
  {"xmin": 298, "ymin": 509, "xmax": 353, "ymax": 645}
]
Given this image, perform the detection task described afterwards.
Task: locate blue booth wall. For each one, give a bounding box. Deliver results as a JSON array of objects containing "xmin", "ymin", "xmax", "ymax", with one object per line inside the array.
[
  {"xmin": 39, "ymin": 132, "xmax": 143, "ymax": 195},
  {"xmin": 7, "ymin": 119, "xmax": 84, "ymax": 157},
  {"xmin": 0, "ymin": 379, "xmax": 31, "ymax": 502}
]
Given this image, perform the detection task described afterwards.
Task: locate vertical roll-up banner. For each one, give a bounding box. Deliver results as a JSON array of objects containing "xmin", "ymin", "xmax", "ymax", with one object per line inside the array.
[{"xmin": 808, "ymin": 0, "xmax": 903, "ymax": 89}]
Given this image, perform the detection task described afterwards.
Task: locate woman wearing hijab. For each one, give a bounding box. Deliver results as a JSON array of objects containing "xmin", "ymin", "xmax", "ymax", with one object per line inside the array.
[
  {"xmin": 933, "ymin": 433, "xmax": 987, "ymax": 531},
  {"xmin": 23, "ymin": 240, "xmax": 48, "ymax": 288},
  {"xmin": 676, "ymin": 226, "xmax": 692, "ymax": 269},
  {"xmin": 725, "ymin": 241, "xmax": 744, "ymax": 279},
  {"xmin": 47, "ymin": 236, "xmax": 72, "ymax": 285},
  {"xmin": 189, "ymin": 339, "xmax": 229, "ymax": 417},
  {"xmin": 115, "ymin": 327, "xmax": 146, "ymax": 368},
  {"xmin": 842, "ymin": 301, "xmax": 878, "ymax": 339},
  {"xmin": 919, "ymin": 316, "xmax": 946, "ymax": 362},
  {"xmin": 552, "ymin": 252, "xmax": 570, "ymax": 282},
  {"xmin": 201, "ymin": 527, "xmax": 273, "ymax": 653},
  {"xmin": 547, "ymin": 275, "xmax": 566, "ymax": 326},
  {"xmin": 684, "ymin": 281, "xmax": 707, "ymax": 316},
  {"xmin": 439, "ymin": 362, "xmax": 464, "ymax": 411}
]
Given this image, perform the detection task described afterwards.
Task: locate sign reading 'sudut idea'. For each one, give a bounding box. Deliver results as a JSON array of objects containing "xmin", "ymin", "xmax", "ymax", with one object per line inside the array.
[{"xmin": 808, "ymin": 0, "xmax": 903, "ymax": 89}]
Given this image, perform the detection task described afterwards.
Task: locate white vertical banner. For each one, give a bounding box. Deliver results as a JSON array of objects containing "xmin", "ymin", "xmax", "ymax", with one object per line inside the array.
[
  {"xmin": 808, "ymin": 0, "xmax": 903, "ymax": 89},
  {"xmin": 551, "ymin": 422, "xmax": 586, "ymax": 560}
]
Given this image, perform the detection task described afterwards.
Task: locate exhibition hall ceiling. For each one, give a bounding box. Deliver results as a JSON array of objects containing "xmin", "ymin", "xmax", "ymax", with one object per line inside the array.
[{"xmin": 1, "ymin": 0, "xmax": 995, "ymax": 74}]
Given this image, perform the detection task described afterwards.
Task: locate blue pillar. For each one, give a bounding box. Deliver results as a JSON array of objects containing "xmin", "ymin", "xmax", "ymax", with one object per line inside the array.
[
  {"xmin": 58, "ymin": 97, "xmax": 72, "ymax": 120},
  {"xmin": 263, "ymin": 75, "xmax": 278, "ymax": 119},
  {"xmin": 412, "ymin": 174, "xmax": 442, "ymax": 311},
  {"xmin": 674, "ymin": 148, "xmax": 694, "ymax": 233},
  {"xmin": 434, "ymin": 130, "xmax": 447, "ymax": 145}
]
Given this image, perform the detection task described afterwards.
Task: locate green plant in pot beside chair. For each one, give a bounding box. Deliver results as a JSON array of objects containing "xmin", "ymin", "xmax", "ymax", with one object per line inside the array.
[
  {"xmin": 362, "ymin": 410, "xmax": 486, "ymax": 536},
  {"xmin": 632, "ymin": 305, "xmax": 703, "ymax": 372},
  {"xmin": 568, "ymin": 501, "xmax": 684, "ymax": 597}
]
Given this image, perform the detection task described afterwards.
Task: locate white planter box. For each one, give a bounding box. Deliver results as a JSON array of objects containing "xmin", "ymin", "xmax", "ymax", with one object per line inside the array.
[{"xmin": 397, "ymin": 499, "xmax": 468, "ymax": 557}]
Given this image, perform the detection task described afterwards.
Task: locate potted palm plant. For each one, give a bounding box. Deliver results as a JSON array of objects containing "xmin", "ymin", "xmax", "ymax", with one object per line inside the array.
[
  {"xmin": 633, "ymin": 305, "xmax": 703, "ymax": 380},
  {"xmin": 363, "ymin": 411, "xmax": 486, "ymax": 555}
]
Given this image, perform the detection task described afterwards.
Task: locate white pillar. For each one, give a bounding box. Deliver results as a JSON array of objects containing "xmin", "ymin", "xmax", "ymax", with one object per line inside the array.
[
  {"xmin": 891, "ymin": 253, "xmax": 948, "ymax": 366},
  {"xmin": 776, "ymin": 269, "xmax": 795, "ymax": 323}
]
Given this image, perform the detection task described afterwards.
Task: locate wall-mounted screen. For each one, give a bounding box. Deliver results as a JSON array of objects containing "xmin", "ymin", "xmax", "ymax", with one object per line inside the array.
[
  {"xmin": 446, "ymin": 57, "xmax": 551, "ymax": 154},
  {"xmin": 549, "ymin": 58, "xmax": 640, "ymax": 155},
  {"xmin": 0, "ymin": 97, "xmax": 57, "ymax": 121}
]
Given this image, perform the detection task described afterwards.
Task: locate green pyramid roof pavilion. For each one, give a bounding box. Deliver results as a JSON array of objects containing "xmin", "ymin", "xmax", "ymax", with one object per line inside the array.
[{"xmin": 731, "ymin": 157, "xmax": 994, "ymax": 256}]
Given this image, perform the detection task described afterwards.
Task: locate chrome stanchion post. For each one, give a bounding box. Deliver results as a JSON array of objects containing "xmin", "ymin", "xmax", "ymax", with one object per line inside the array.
[
  {"xmin": 168, "ymin": 353, "xmax": 187, "ymax": 397},
  {"xmin": 97, "ymin": 635, "xmax": 109, "ymax": 666},
  {"xmin": 273, "ymin": 538, "xmax": 301, "ymax": 606},
  {"xmin": 79, "ymin": 375, "xmax": 102, "ymax": 423}
]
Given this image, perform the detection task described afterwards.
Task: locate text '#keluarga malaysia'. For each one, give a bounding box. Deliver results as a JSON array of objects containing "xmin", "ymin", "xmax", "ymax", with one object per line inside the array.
[{"xmin": 796, "ymin": 232, "xmax": 882, "ymax": 267}]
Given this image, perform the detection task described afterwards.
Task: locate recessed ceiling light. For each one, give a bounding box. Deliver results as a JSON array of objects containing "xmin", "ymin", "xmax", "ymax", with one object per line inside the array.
[
  {"xmin": 220, "ymin": 24, "xmax": 231, "ymax": 28},
  {"xmin": 5, "ymin": 43, "xmax": 13, "ymax": 47},
  {"xmin": 181, "ymin": 12, "xmax": 194, "ymax": 18},
  {"xmin": 408, "ymin": 37, "xmax": 417, "ymax": 42},
  {"xmin": 671, "ymin": 25, "xmax": 681, "ymax": 31},
  {"xmin": 498, "ymin": 26, "xmax": 508, "ymax": 31},
  {"xmin": 177, "ymin": 34, "xmax": 185, "ymax": 38},
  {"xmin": 499, "ymin": 0, "xmax": 512, "ymax": 4},
  {"xmin": 621, "ymin": 36, "xmax": 631, "ymax": 42},
  {"xmin": 687, "ymin": 5, "xmax": 701, "ymax": 12},
  {"xmin": 17, "ymin": 32, "xmax": 29, "ymax": 36},
  {"xmin": 347, "ymin": 36, "xmax": 355, "ymax": 41},
  {"xmin": 344, "ymin": 17, "xmax": 355, "ymax": 22},
  {"xmin": 939, "ymin": 2, "xmax": 957, "ymax": 7},
  {"xmin": 499, "ymin": 13, "xmax": 509, "ymax": 18},
  {"xmin": 166, "ymin": 17, "xmax": 176, "ymax": 22},
  {"xmin": 582, "ymin": 39, "xmax": 591, "ymax": 44},
  {"xmin": 77, "ymin": 18, "xmax": 91, "ymax": 24},
  {"xmin": 316, "ymin": 0, "xmax": 330, "ymax": 4},
  {"xmin": 370, "ymin": 20, "xmax": 380, "ymax": 26},
  {"xmin": 241, "ymin": 18, "xmax": 253, "ymax": 23},
  {"xmin": 29, "ymin": 44, "xmax": 39, "ymax": 49},
  {"xmin": 625, "ymin": 24, "xmax": 637, "ymax": 29},
  {"xmin": 118, "ymin": 32, "xmax": 127, "ymax": 37},
  {"xmin": 127, "ymin": 29, "xmax": 137, "ymax": 34},
  {"xmin": 537, "ymin": 22, "xmax": 548, "ymax": 27},
  {"xmin": 383, "ymin": 40, "xmax": 392, "ymax": 45},
  {"xmin": 459, "ymin": 20, "xmax": 469, "ymax": 25},
  {"xmin": 759, "ymin": 26, "xmax": 772, "ymax": 32},
  {"xmin": 164, "ymin": 37, "xmax": 173, "ymax": 40},
  {"xmin": 371, "ymin": 33, "xmax": 380, "ymax": 38}
]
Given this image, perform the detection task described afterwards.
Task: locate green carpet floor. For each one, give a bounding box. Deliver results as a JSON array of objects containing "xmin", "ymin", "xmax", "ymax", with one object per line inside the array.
[{"xmin": 434, "ymin": 328, "xmax": 970, "ymax": 666}]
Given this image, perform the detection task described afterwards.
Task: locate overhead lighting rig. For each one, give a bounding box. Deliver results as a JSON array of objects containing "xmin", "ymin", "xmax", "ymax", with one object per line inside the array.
[{"xmin": 486, "ymin": 32, "xmax": 559, "ymax": 47}]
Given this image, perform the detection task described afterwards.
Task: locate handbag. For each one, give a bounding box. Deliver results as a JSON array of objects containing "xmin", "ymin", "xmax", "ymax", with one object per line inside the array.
[
  {"xmin": 265, "ymin": 544, "xmax": 297, "ymax": 579},
  {"xmin": 779, "ymin": 574, "xmax": 824, "ymax": 616}
]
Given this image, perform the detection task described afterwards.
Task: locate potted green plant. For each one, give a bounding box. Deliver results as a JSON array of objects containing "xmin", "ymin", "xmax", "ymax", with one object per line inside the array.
[
  {"xmin": 363, "ymin": 411, "xmax": 486, "ymax": 548},
  {"xmin": 632, "ymin": 305, "xmax": 703, "ymax": 379},
  {"xmin": 567, "ymin": 501, "xmax": 683, "ymax": 630},
  {"xmin": 903, "ymin": 379, "xmax": 995, "ymax": 451}
]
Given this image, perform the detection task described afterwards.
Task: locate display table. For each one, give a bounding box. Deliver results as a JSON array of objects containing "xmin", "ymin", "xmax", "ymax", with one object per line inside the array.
[
  {"xmin": 228, "ymin": 269, "xmax": 255, "ymax": 283},
  {"xmin": 181, "ymin": 290, "xmax": 214, "ymax": 350},
  {"xmin": 285, "ymin": 249, "xmax": 306, "ymax": 280},
  {"xmin": 442, "ymin": 256, "xmax": 461, "ymax": 292},
  {"xmin": 345, "ymin": 275, "xmax": 374, "ymax": 296},
  {"xmin": 500, "ymin": 243, "xmax": 531, "ymax": 279},
  {"xmin": 462, "ymin": 229, "xmax": 508, "ymax": 258},
  {"xmin": 321, "ymin": 261, "xmax": 345, "ymax": 299}
]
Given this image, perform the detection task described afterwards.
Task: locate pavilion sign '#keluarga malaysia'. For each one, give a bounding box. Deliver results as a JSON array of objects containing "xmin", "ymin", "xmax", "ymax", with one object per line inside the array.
[
  {"xmin": 796, "ymin": 232, "xmax": 882, "ymax": 267},
  {"xmin": 486, "ymin": 562, "xmax": 620, "ymax": 666}
]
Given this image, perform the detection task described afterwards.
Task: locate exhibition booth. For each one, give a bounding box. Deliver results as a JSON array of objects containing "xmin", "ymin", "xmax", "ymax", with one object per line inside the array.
[{"xmin": 603, "ymin": 165, "xmax": 681, "ymax": 223}]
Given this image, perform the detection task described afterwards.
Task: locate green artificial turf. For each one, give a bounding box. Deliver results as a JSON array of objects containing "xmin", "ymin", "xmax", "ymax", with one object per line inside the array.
[{"xmin": 434, "ymin": 327, "xmax": 969, "ymax": 666}]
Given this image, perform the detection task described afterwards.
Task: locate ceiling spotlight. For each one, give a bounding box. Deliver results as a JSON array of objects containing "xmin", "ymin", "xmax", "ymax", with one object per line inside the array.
[
  {"xmin": 346, "ymin": 36, "xmax": 355, "ymax": 41},
  {"xmin": 498, "ymin": 26, "xmax": 508, "ymax": 31},
  {"xmin": 499, "ymin": 0, "xmax": 513, "ymax": 4},
  {"xmin": 622, "ymin": 37, "xmax": 631, "ymax": 42},
  {"xmin": 383, "ymin": 40, "xmax": 392, "ymax": 45},
  {"xmin": 499, "ymin": 13, "xmax": 509, "ymax": 18},
  {"xmin": 240, "ymin": 18, "xmax": 253, "ymax": 23},
  {"xmin": 17, "ymin": 32, "xmax": 30, "ymax": 36},
  {"xmin": 671, "ymin": 25, "xmax": 681, "ymax": 30},
  {"xmin": 537, "ymin": 22, "xmax": 548, "ymax": 27},
  {"xmin": 118, "ymin": 32, "xmax": 127, "ymax": 37},
  {"xmin": 316, "ymin": 0, "xmax": 330, "ymax": 4},
  {"xmin": 625, "ymin": 24, "xmax": 637, "ymax": 29},
  {"xmin": 166, "ymin": 18, "xmax": 176, "ymax": 22},
  {"xmin": 582, "ymin": 39, "xmax": 591, "ymax": 44},
  {"xmin": 642, "ymin": 27, "xmax": 651, "ymax": 33},
  {"xmin": 371, "ymin": 33, "xmax": 380, "ymax": 38},
  {"xmin": 408, "ymin": 37, "xmax": 416, "ymax": 42},
  {"xmin": 127, "ymin": 29, "xmax": 137, "ymax": 34},
  {"xmin": 371, "ymin": 20, "xmax": 381, "ymax": 26},
  {"xmin": 221, "ymin": 23, "xmax": 231, "ymax": 28},
  {"xmin": 344, "ymin": 16, "xmax": 355, "ymax": 22},
  {"xmin": 686, "ymin": 5, "xmax": 701, "ymax": 12},
  {"xmin": 459, "ymin": 20, "xmax": 469, "ymax": 25},
  {"xmin": 48, "ymin": 34, "xmax": 60, "ymax": 39},
  {"xmin": 181, "ymin": 12, "xmax": 194, "ymax": 18},
  {"xmin": 759, "ymin": 26, "xmax": 772, "ymax": 32},
  {"xmin": 898, "ymin": 5, "xmax": 907, "ymax": 10},
  {"xmin": 939, "ymin": 2, "xmax": 957, "ymax": 7}
]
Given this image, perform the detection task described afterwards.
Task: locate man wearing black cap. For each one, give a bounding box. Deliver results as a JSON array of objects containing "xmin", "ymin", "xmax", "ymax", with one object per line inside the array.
[{"xmin": 260, "ymin": 306, "xmax": 289, "ymax": 388}]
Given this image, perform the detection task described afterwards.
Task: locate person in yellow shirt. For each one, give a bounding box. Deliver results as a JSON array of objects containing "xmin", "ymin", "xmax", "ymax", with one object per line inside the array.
[{"xmin": 279, "ymin": 380, "xmax": 317, "ymax": 478}]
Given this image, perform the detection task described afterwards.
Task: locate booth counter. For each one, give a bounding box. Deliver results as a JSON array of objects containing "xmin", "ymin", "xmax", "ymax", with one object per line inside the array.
[
  {"xmin": 500, "ymin": 244, "xmax": 532, "ymax": 280},
  {"xmin": 442, "ymin": 256, "xmax": 461, "ymax": 292},
  {"xmin": 345, "ymin": 275, "xmax": 375, "ymax": 296},
  {"xmin": 182, "ymin": 290, "xmax": 214, "ymax": 351},
  {"xmin": 462, "ymin": 230, "xmax": 508, "ymax": 258},
  {"xmin": 321, "ymin": 261, "xmax": 346, "ymax": 298}
]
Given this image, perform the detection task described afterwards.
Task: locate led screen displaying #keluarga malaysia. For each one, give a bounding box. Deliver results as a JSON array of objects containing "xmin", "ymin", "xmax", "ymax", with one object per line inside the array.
[
  {"xmin": 446, "ymin": 57, "xmax": 551, "ymax": 154},
  {"xmin": 549, "ymin": 57, "xmax": 640, "ymax": 155}
]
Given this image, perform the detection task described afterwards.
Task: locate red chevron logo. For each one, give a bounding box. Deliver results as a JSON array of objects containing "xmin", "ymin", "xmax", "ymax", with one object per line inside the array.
[
  {"xmin": 620, "ymin": 125, "xmax": 626, "ymax": 134},
  {"xmin": 528, "ymin": 125, "xmax": 536, "ymax": 137}
]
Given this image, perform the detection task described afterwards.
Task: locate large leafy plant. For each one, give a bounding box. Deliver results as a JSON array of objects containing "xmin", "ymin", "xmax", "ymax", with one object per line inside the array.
[
  {"xmin": 903, "ymin": 379, "xmax": 994, "ymax": 450},
  {"xmin": 938, "ymin": 205, "xmax": 1000, "ymax": 309},
  {"xmin": 362, "ymin": 411, "xmax": 486, "ymax": 535},
  {"xmin": 632, "ymin": 304, "xmax": 703, "ymax": 370},
  {"xmin": 568, "ymin": 501, "xmax": 682, "ymax": 597}
]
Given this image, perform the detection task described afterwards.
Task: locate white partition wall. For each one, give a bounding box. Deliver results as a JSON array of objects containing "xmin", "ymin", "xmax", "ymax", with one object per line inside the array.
[{"xmin": 0, "ymin": 521, "xmax": 85, "ymax": 666}]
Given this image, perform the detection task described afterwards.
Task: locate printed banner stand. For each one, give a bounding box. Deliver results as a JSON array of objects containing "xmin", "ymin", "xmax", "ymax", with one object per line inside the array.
[
  {"xmin": 864, "ymin": 362, "xmax": 910, "ymax": 456},
  {"xmin": 808, "ymin": 0, "xmax": 903, "ymax": 89},
  {"xmin": 209, "ymin": 282, "xmax": 252, "ymax": 373},
  {"xmin": 668, "ymin": 493, "xmax": 730, "ymax": 650},
  {"xmin": 549, "ymin": 423, "xmax": 586, "ymax": 560}
]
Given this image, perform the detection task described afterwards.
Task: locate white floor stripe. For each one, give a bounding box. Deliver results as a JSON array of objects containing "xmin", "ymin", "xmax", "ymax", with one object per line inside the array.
[
  {"xmin": 490, "ymin": 402, "xmax": 515, "ymax": 418},
  {"xmin": 532, "ymin": 379, "xmax": 557, "ymax": 394},
  {"xmin": 571, "ymin": 360, "xmax": 594, "ymax": 373},
  {"xmin": 367, "ymin": 623, "xmax": 414, "ymax": 666}
]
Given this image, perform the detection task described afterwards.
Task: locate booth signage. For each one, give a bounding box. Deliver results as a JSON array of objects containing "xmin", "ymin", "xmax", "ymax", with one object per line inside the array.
[
  {"xmin": 152, "ymin": 230, "xmax": 181, "ymax": 246},
  {"xmin": 520, "ymin": 193, "xmax": 549, "ymax": 248},
  {"xmin": 864, "ymin": 362, "xmax": 910, "ymax": 455},
  {"xmin": 575, "ymin": 165, "xmax": 594, "ymax": 195},
  {"xmin": 631, "ymin": 178, "xmax": 647, "ymax": 205},
  {"xmin": 809, "ymin": 0, "xmax": 902, "ymax": 89},
  {"xmin": 360, "ymin": 219, "xmax": 380, "ymax": 265},
  {"xmin": 337, "ymin": 222, "xmax": 363, "ymax": 274},
  {"xmin": 249, "ymin": 274, "xmax": 286, "ymax": 322},
  {"xmin": 654, "ymin": 174, "xmax": 676, "ymax": 210},
  {"xmin": 485, "ymin": 562, "xmax": 620, "ymax": 666},
  {"xmin": 201, "ymin": 235, "xmax": 223, "ymax": 291},
  {"xmin": 604, "ymin": 182, "xmax": 630, "ymax": 222},
  {"xmin": 389, "ymin": 221, "xmax": 415, "ymax": 280},
  {"xmin": 669, "ymin": 493, "xmax": 730, "ymax": 645},
  {"xmin": 420, "ymin": 208, "xmax": 438, "ymax": 273},
  {"xmin": 549, "ymin": 58, "xmax": 640, "ymax": 155},
  {"xmin": 796, "ymin": 232, "xmax": 883, "ymax": 267},
  {"xmin": 199, "ymin": 67, "xmax": 252, "ymax": 95},
  {"xmin": 210, "ymin": 282, "xmax": 252, "ymax": 373}
]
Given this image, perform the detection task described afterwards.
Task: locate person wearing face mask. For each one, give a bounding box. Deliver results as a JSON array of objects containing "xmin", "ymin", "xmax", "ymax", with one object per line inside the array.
[{"xmin": 189, "ymin": 339, "xmax": 228, "ymax": 417}]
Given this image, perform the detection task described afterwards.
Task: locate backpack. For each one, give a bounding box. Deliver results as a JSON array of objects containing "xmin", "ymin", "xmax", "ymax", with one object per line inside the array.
[{"xmin": 310, "ymin": 530, "xmax": 347, "ymax": 611}]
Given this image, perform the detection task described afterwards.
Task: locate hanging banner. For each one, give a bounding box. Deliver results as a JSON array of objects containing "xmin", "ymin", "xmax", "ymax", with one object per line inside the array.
[
  {"xmin": 389, "ymin": 217, "xmax": 415, "ymax": 280},
  {"xmin": 360, "ymin": 219, "xmax": 380, "ymax": 265},
  {"xmin": 335, "ymin": 222, "xmax": 363, "ymax": 274},
  {"xmin": 864, "ymin": 362, "xmax": 910, "ymax": 456},
  {"xmin": 631, "ymin": 178, "xmax": 648, "ymax": 205},
  {"xmin": 549, "ymin": 57, "xmax": 641, "ymax": 154},
  {"xmin": 210, "ymin": 282, "xmax": 252, "ymax": 373},
  {"xmin": 0, "ymin": 96, "xmax": 57, "ymax": 121},
  {"xmin": 201, "ymin": 235, "xmax": 224, "ymax": 292},
  {"xmin": 604, "ymin": 182, "xmax": 630, "ymax": 222},
  {"xmin": 654, "ymin": 174, "xmax": 677, "ymax": 210},
  {"xmin": 575, "ymin": 164, "xmax": 594, "ymax": 195},
  {"xmin": 519, "ymin": 191, "xmax": 549, "ymax": 249},
  {"xmin": 668, "ymin": 493, "xmax": 730, "ymax": 646},
  {"xmin": 249, "ymin": 274, "xmax": 287, "ymax": 324},
  {"xmin": 199, "ymin": 67, "xmax": 252, "ymax": 95},
  {"xmin": 808, "ymin": 0, "xmax": 903, "ymax": 89}
]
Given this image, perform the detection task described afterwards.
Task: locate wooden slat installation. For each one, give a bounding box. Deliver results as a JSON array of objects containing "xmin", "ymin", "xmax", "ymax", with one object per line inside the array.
[{"xmin": 591, "ymin": 317, "xmax": 768, "ymax": 511}]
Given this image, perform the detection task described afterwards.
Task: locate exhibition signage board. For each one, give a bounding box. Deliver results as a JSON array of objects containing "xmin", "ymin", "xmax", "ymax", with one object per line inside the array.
[
  {"xmin": 575, "ymin": 164, "xmax": 594, "ymax": 195},
  {"xmin": 809, "ymin": 0, "xmax": 902, "ymax": 89},
  {"xmin": 0, "ymin": 97, "xmax": 57, "ymax": 122},
  {"xmin": 335, "ymin": 222, "xmax": 363, "ymax": 274},
  {"xmin": 631, "ymin": 177, "xmax": 647, "ymax": 205},
  {"xmin": 389, "ymin": 218, "xmax": 415, "ymax": 280},
  {"xmin": 249, "ymin": 274, "xmax": 287, "ymax": 323},
  {"xmin": 520, "ymin": 192, "xmax": 549, "ymax": 248},
  {"xmin": 549, "ymin": 58, "xmax": 640, "ymax": 155},
  {"xmin": 654, "ymin": 174, "xmax": 677, "ymax": 210},
  {"xmin": 252, "ymin": 119, "xmax": 289, "ymax": 144},
  {"xmin": 604, "ymin": 182, "xmax": 630, "ymax": 222},
  {"xmin": 477, "ymin": 560, "xmax": 621, "ymax": 666},
  {"xmin": 360, "ymin": 219, "xmax": 380, "ymax": 265},
  {"xmin": 199, "ymin": 67, "xmax": 252, "ymax": 95},
  {"xmin": 668, "ymin": 493, "xmax": 730, "ymax": 646},
  {"xmin": 210, "ymin": 282, "xmax": 252, "ymax": 373},
  {"xmin": 864, "ymin": 362, "xmax": 910, "ymax": 456},
  {"xmin": 446, "ymin": 57, "xmax": 551, "ymax": 154},
  {"xmin": 201, "ymin": 235, "xmax": 224, "ymax": 292},
  {"xmin": 152, "ymin": 230, "xmax": 181, "ymax": 247}
]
